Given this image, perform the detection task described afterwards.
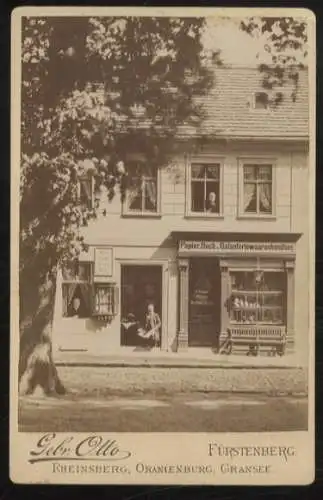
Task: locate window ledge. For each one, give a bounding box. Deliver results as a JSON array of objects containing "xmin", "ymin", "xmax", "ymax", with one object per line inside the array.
[
  {"xmin": 122, "ymin": 212, "xmax": 162, "ymax": 219},
  {"xmin": 237, "ymin": 214, "xmax": 276, "ymax": 221},
  {"xmin": 185, "ymin": 213, "xmax": 224, "ymax": 220}
]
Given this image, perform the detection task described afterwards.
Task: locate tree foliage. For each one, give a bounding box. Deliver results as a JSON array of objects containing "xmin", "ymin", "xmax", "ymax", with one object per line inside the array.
[
  {"xmin": 240, "ymin": 16, "xmax": 308, "ymax": 103},
  {"xmin": 21, "ymin": 16, "xmax": 215, "ymax": 276},
  {"xmin": 19, "ymin": 16, "xmax": 216, "ymax": 392}
]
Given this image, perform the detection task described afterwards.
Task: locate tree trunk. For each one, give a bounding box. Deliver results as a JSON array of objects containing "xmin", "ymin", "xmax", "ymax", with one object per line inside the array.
[{"xmin": 19, "ymin": 268, "xmax": 66, "ymax": 396}]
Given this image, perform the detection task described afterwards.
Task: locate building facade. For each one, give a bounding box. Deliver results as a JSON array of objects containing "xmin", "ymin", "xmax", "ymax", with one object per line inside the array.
[{"xmin": 52, "ymin": 67, "xmax": 310, "ymax": 364}]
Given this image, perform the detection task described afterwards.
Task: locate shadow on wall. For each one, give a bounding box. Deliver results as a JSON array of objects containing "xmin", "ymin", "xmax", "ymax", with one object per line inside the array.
[{"xmin": 151, "ymin": 236, "xmax": 177, "ymax": 259}]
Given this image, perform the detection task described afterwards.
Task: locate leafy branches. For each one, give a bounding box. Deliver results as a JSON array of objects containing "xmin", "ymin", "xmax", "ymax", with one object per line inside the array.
[
  {"xmin": 241, "ymin": 16, "xmax": 307, "ymax": 103},
  {"xmin": 20, "ymin": 16, "xmax": 213, "ymax": 278}
]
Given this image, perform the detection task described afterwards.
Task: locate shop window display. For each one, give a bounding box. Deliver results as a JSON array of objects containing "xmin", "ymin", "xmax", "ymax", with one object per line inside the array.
[{"xmin": 229, "ymin": 270, "xmax": 285, "ymax": 325}]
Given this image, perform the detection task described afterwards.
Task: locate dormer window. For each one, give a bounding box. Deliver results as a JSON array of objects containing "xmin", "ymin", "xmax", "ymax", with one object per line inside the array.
[{"xmin": 254, "ymin": 92, "xmax": 269, "ymax": 110}]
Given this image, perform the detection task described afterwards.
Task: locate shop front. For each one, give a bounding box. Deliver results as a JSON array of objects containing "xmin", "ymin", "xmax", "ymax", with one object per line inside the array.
[
  {"xmin": 175, "ymin": 234, "xmax": 301, "ymax": 356},
  {"xmin": 53, "ymin": 233, "xmax": 302, "ymax": 360}
]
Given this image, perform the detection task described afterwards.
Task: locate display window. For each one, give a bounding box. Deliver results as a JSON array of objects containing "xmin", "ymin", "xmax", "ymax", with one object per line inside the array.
[{"xmin": 229, "ymin": 270, "xmax": 286, "ymax": 325}]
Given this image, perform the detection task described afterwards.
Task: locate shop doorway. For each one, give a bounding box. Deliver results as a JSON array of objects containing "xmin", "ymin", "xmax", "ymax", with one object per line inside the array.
[
  {"xmin": 188, "ymin": 258, "xmax": 221, "ymax": 348},
  {"xmin": 120, "ymin": 265, "xmax": 163, "ymax": 347}
]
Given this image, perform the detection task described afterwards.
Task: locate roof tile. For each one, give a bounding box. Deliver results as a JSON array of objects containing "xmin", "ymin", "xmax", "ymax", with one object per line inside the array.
[{"xmin": 183, "ymin": 66, "xmax": 309, "ymax": 139}]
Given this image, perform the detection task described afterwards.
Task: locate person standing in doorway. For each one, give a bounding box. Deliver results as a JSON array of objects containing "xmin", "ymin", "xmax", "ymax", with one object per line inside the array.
[{"xmin": 144, "ymin": 303, "xmax": 161, "ymax": 348}]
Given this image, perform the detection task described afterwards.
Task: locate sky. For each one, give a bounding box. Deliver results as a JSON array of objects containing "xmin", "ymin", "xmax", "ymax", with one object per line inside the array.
[{"xmin": 202, "ymin": 18, "xmax": 272, "ymax": 66}]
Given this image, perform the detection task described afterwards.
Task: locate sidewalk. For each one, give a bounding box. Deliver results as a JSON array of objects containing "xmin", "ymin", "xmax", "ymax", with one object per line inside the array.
[{"xmin": 54, "ymin": 347, "xmax": 306, "ymax": 369}]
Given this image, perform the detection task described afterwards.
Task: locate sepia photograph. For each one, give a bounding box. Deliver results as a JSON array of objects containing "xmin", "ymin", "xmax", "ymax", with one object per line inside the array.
[{"xmin": 10, "ymin": 7, "xmax": 315, "ymax": 485}]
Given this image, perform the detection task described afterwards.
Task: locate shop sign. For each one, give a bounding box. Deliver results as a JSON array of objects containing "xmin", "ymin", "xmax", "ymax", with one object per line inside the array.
[
  {"xmin": 179, "ymin": 240, "xmax": 296, "ymax": 255},
  {"xmin": 94, "ymin": 247, "xmax": 113, "ymax": 281}
]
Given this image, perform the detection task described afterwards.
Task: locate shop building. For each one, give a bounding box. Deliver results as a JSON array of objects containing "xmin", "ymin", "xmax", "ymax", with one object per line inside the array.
[{"xmin": 52, "ymin": 66, "xmax": 309, "ymax": 364}]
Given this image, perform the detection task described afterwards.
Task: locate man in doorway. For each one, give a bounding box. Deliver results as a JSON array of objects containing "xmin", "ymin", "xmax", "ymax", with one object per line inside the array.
[{"xmin": 138, "ymin": 303, "xmax": 161, "ymax": 348}]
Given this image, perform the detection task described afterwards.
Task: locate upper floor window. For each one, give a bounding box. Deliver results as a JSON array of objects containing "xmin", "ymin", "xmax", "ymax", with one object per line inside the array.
[
  {"xmin": 190, "ymin": 163, "xmax": 221, "ymax": 215},
  {"xmin": 243, "ymin": 164, "xmax": 273, "ymax": 215},
  {"xmin": 253, "ymin": 92, "xmax": 269, "ymax": 110},
  {"xmin": 124, "ymin": 161, "xmax": 159, "ymax": 215}
]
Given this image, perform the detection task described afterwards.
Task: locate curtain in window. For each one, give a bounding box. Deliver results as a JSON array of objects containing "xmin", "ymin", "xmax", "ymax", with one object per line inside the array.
[
  {"xmin": 206, "ymin": 165, "xmax": 219, "ymax": 179},
  {"xmin": 62, "ymin": 264, "xmax": 75, "ymax": 281},
  {"xmin": 67, "ymin": 283, "xmax": 78, "ymax": 305},
  {"xmin": 77, "ymin": 263, "xmax": 90, "ymax": 281},
  {"xmin": 244, "ymin": 165, "xmax": 256, "ymax": 181},
  {"xmin": 191, "ymin": 164, "xmax": 204, "ymax": 179},
  {"xmin": 128, "ymin": 181, "xmax": 142, "ymax": 210},
  {"xmin": 244, "ymin": 183, "xmax": 256, "ymax": 212},
  {"xmin": 95, "ymin": 287, "xmax": 114, "ymax": 315},
  {"xmin": 62, "ymin": 283, "xmax": 78, "ymax": 316},
  {"xmin": 145, "ymin": 179, "xmax": 157, "ymax": 209},
  {"xmin": 259, "ymin": 183, "xmax": 272, "ymax": 212}
]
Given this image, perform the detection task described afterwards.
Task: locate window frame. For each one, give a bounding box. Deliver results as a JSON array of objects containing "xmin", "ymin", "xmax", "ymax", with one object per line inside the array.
[
  {"xmin": 122, "ymin": 157, "xmax": 161, "ymax": 218},
  {"xmin": 61, "ymin": 261, "xmax": 93, "ymax": 318},
  {"xmin": 185, "ymin": 155, "xmax": 224, "ymax": 218},
  {"xmin": 61, "ymin": 261, "xmax": 92, "ymax": 284},
  {"xmin": 238, "ymin": 157, "xmax": 277, "ymax": 219},
  {"xmin": 229, "ymin": 269, "xmax": 286, "ymax": 326},
  {"xmin": 92, "ymin": 283, "xmax": 119, "ymax": 318}
]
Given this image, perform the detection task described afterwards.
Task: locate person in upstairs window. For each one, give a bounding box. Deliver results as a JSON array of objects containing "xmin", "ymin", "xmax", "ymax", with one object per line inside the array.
[{"xmin": 206, "ymin": 191, "xmax": 217, "ymax": 213}]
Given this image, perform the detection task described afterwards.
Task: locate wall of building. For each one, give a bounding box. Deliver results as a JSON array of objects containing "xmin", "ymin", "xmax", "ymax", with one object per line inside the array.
[
  {"xmin": 83, "ymin": 141, "xmax": 298, "ymax": 247},
  {"xmin": 290, "ymin": 150, "xmax": 310, "ymax": 365},
  {"xmin": 52, "ymin": 140, "xmax": 309, "ymax": 362},
  {"xmin": 52, "ymin": 245, "xmax": 179, "ymax": 354}
]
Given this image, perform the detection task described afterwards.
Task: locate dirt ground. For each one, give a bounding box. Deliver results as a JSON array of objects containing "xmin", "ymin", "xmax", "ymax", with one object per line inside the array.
[{"xmin": 19, "ymin": 391, "xmax": 308, "ymax": 433}]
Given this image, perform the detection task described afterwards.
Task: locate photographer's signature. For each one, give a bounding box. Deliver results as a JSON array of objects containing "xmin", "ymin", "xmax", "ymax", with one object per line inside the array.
[{"xmin": 29, "ymin": 433, "xmax": 132, "ymax": 464}]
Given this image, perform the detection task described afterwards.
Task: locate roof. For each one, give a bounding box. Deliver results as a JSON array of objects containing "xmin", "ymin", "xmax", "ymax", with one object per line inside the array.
[
  {"xmin": 179, "ymin": 66, "xmax": 309, "ymax": 140},
  {"xmin": 95, "ymin": 65, "xmax": 309, "ymax": 141}
]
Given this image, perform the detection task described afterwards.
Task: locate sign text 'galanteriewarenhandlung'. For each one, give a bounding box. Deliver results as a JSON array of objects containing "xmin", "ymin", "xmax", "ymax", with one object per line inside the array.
[{"xmin": 178, "ymin": 240, "xmax": 296, "ymax": 254}]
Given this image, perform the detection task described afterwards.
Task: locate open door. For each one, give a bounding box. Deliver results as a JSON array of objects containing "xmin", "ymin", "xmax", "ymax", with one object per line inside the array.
[{"xmin": 121, "ymin": 265, "xmax": 162, "ymax": 347}]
